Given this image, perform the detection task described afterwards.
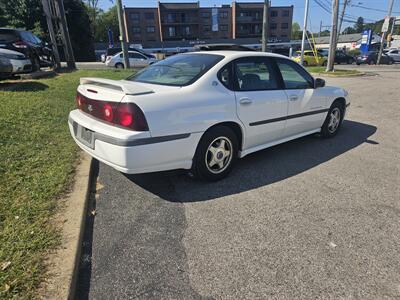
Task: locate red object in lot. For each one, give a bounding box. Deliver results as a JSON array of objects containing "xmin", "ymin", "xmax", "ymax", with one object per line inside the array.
[{"xmin": 75, "ymin": 92, "xmax": 148, "ymax": 131}]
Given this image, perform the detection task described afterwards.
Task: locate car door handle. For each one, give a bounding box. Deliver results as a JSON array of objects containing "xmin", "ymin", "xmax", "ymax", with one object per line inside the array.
[
  {"xmin": 239, "ymin": 97, "xmax": 252, "ymax": 105},
  {"xmin": 289, "ymin": 95, "xmax": 299, "ymax": 101}
]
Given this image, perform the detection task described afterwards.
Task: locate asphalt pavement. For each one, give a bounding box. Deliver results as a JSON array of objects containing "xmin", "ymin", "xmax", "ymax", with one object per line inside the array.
[{"xmin": 76, "ymin": 66, "xmax": 400, "ymax": 299}]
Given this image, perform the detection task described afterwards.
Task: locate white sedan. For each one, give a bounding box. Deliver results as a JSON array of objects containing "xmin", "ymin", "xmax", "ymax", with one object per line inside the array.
[
  {"xmin": 105, "ymin": 50, "xmax": 158, "ymax": 68},
  {"xmin": 69, "ymin": 51, "xmax": 350, "ymax": 181}
]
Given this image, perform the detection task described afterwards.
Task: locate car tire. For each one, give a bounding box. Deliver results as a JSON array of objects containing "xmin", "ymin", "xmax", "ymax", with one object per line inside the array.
[
  {"xmin": 115, "ymin": 63, "xmax": 124, "ymax": 69},
  {"xmin": 347, "ymin": 59, "xmax": 353, "ymax": 64},
  {"xmin": 323, "ymin": 60, "xmax": 328, "ymax": 66},
  {"xmin": 388, "ymin": 59, "xmax": 393, "ymax": 65},
  {"xmin": 191, "ymin": 126, "xmax": 238, "ymax": 181},
  {"xmin": 368, "ymin": 60, "xmax": 375, "ymax": 65},
  {"xmin": 31, "ymin": 55, "xmax": 40, "ymax": 71},
  {"xmin": 320, "ymin": 101, "xmax": 345, "ymax": 138}
]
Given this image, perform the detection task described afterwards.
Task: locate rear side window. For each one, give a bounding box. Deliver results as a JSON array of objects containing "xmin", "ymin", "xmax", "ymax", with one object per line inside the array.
[
  {"xmin": 276, "ymin": 58, "xmax": 314, "ymax": 89},
  {"xmin": 0, "ymin": 29, "xmax": 18, "ymax": 42},
  {"xmin": 234, "ymin": 57, "xmax": 278, "ymax": 91},
  {"xmin": 217, "ymin": 63, "xmax": 233, "ymax": 89},
  {"xmin": 129, "ymin": 52, "xmax": 145, "ymax": 59}
]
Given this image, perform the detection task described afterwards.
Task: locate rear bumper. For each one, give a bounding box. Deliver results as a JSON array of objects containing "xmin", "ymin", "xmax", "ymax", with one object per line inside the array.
[
  {"xmin": 68, "ymin": 109, "xmax": 202, "ymax": 174},
  {"xmin": 10, "ymin": 58, "xmax": 32, "ymax": 73}
]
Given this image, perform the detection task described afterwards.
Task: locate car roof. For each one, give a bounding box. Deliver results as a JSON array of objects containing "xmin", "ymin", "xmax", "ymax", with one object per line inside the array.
[{"xmin": 185, "ymin": 50, "xmax": 289, "ymax": 60}]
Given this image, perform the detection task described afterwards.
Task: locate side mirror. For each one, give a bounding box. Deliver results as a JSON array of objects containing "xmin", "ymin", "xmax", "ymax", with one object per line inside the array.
[{"xmin": 315, "ymin": 78, "xmax": 325, "ymax": 88}]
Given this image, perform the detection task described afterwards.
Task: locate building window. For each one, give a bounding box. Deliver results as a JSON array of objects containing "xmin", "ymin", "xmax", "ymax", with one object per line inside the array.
[
  {"xmin": 281, "ymin": 34, "xmax": 288, "ymax": 38},
  {"xmin": 201, "ymin": 12, "xmax": 210, "ymax": 18},
  {"xmin": 167, "ymin": 13, "xmax": 176, "ymax": 23},
  {"xmin": 281, "ymin": 23, "xmax": 289, "ymax": 29},
  {"xmin": 147, "ymin": 26, "xmax": 155, "ymax": 33},
  {"xmin": 130, "ymin": 13, "xmax": 140, "ymax": 20},
  {"xmin": 220, "ymin": 24, "xmax": 228, "ymax": 31},
  {"xmin": 255, "ymin": 12, "xmax": 261, "ymax": 20},
  {"xmin": 240, "ymin": 11, "xmax": 251, "ymax": 17},
  {"xmin": 184, "ymin": 26, "xmax": 190, "ymax": 36},
  {"xmin": 203, "ymin": 25, "xmax": 211, "ymax": 32},
  {"xmin": 145, "ymin": 12, "xmax": 154, "ymax": 20},
  {"xmin": 270, "ymin": 10, "xmax": 278, "ymax": 17},
  {"xmin": 168, "ymin": 27, "xmax": 175, "ymax": 37},
  {"xmin": 132, "ymin": 26, "xmax": 141, "ymax": 33},
  {"xmin": 282, "ymin": 10, "xmax": 290, "ymax": 17},
  {"xmin": 270, "ymin": 23, "xmax": 277, "ymax": 29},
  {"xmin": 219, "ymin": 11, "xmax": 228, "ymax": 18}
]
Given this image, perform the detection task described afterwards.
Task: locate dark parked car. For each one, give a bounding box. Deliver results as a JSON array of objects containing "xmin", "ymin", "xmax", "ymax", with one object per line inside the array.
[
  {"xmin": 317, "ymin": 49, "xmax": 355, "ymax": 64},
  {"xmin": 0, "ymin": 28, "xmax": 53, "ymax": 70},
  {"xmin": 334, "ymin": 51, "xmax": 355, "ymax": 64},
  {"xmin": 356, "ymin": 51, "xmax": 394, "ymax": 65}
]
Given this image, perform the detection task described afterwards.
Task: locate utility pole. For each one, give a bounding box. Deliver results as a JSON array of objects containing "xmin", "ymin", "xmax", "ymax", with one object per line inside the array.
[
  {"xmin": 300, "ymin": 0, "xmax": 310, "ymax": 66},
  {"xmin": 261, "ymin": 0, "xmax": 269, "ymax": 52},
  {"xmin": 116, "ymin": 0, "xmax": 130, "ymax": 68},
  {"xmin": 41, "ymin": 0, "xmax": 61, "ymax": 70},
  {"xmin": 54, "ymin": 0, "xmax": 76, "ymax": 69},
  {"xmin": 338, "ymin": 0, "xmax": 349, "ymax": 39},
  {"xmin": 319, "ymin": 20, "xmax": 322, "ymax": 38},
  {"xmin": 377, "ymin": 0, "xmax": 394, "ymax": 64},
  {"xmin": 326, "ymin": 0, "xmax": 339, "ymax": 72}
]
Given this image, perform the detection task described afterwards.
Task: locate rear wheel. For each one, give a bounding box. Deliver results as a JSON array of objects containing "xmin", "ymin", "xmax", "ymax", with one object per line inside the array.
[
  {"xmin": 115, "ymin": 63, "xmax": 124, "ymax": 69},
  {"xmin": 191, "ymin": 126, "xmax": 238, "ymax": 181},
  {"xmin": 368, "ymin": 59, "xmax": 375, "ymax": 65},
  {"xmin": 321, "ymin": 102, "xmax": 344, "ymax": 138}
]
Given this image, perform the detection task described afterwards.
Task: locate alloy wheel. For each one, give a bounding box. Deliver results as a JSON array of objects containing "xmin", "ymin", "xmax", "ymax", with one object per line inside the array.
[
  {"xmin": 328, "ymin": 107, "xmax": 341, "ymax": 133},
  {"xmin": 205, "ymin": 137, "xmax": 233, "ymax": 174}
]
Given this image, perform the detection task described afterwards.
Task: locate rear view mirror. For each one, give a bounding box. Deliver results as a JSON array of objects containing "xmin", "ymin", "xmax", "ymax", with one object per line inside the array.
[{"xmin": 315, "ymin": 78, "xmax": 325, "ymax": 88}]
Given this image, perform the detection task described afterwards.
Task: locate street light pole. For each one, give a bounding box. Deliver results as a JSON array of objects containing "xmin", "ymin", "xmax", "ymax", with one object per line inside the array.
[
  {"xmin": 262, "ymin": 0, "xmax": 269, "ymax": 52},
  {"xmin": 377, "ymin": 0, "xmax": 394, "ymax": 64},
  {"xmin": 326, "ymin": 0, "xmax": 339, "ymax": 72},
  {"xmin": 300, "ymin": 0, "xmax": 310, "ymax": 66},
  {"xmin": 116, "ymin": 0, "xmax": 130, "ymax": 69}
]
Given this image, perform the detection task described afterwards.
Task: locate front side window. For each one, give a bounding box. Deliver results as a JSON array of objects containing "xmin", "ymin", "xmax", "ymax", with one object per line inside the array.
[
  {"xmin": 276, "ymin": 58, "xmax": 314, "ymax": 89},
  {"xmin": 127, "ymin": 54, "xmax": 223, "ymax": 86},
  {"xmin": 234, "ymin": 58, "xmax": 278, "ymax": 91}
]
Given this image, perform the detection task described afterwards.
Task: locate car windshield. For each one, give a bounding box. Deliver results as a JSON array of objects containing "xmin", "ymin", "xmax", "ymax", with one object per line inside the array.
[{"xmin": 126, "ymin": 53, "xmax": 224, "ymax": 86}]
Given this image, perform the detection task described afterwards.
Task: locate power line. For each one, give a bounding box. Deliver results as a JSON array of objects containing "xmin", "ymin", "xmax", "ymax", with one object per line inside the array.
[{"xmin": 350, "ymin": 4, "xmax": 400, "ymax": 14}]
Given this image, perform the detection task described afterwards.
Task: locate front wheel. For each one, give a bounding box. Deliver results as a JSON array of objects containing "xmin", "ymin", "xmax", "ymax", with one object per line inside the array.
[
  {"xmin": 115, "ymin": 63, "xmax": 124, "ymax": 69},
  {"xmin": 191, "ymin": 126, "xmax": 238, "ymax": 181},
  {"xmin": 321, "ymin": 102, "xmax": 344, "ymax": 138}
]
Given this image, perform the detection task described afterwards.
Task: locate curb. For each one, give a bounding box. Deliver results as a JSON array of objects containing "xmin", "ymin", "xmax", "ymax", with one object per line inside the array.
[
  {"xmin": 42, "ymin": 153, "xmax": 93, "ymax": 299},
  {"xmin": 19, "ymin": 70, "xmax": 57, "ymax": 80}
]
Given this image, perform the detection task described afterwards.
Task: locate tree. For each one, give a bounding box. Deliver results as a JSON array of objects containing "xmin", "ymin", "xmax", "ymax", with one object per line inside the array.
[
  {"xmin": 64, "ymin": 0, "xmax": 96, "ymax": 61},
  {"xmin": 291, "ymin": 22, "xmax": 302, "ymax": 40},
  {"xmin": 354, "ymin": 17, "xmax": 364, "ymax": 33},
  {"xmin": 94, "ymin": 5, "xmax": 119, "ymax": 43},
  {"xmin": 320, "ymin": 29, "xmax": 331, "ymax": 37},
  {"xmin": 0, "ymin": 0, "xmax": 95, "ymax": 62},
  {"xmin": 342, "ymin": 26, "xmax": 356, "ymax": 34},
  {"xmin": 84, "ymin": 0, "xmax": 100, "ymax": 37}
]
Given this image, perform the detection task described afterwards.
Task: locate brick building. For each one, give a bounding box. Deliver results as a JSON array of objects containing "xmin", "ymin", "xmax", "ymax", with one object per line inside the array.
[{"xmin": 123, "ymin": 2, "xmax": 293, "ymax": 47}]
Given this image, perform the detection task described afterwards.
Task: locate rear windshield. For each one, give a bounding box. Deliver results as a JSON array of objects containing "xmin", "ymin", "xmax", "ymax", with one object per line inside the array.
[
  {"xmin": 126, "ymin": 53, "xmax": 224, "ymax": 86},
  {"xmin": 0, "ymin": 29, "xmax": 18, "ymax": 42}
]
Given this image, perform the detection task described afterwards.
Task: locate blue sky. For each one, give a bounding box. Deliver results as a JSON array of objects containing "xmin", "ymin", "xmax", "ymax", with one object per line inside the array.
[{"xmin": 99, "ymin": 0, "xmax": 400, "ymax": 32}]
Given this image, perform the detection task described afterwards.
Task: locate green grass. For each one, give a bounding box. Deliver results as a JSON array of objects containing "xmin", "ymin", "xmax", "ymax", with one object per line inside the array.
[
  {"xmin": 306, "ymin": 66, "xmax": 362, "ymax": 76},
  {"xmin": 0, "ymin": 69, "xmax": 132, "ymax": 299}
]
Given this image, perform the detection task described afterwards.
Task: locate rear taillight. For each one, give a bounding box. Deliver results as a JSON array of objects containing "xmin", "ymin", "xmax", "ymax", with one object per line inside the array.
[
  {"xmin": 12, "ymin": 41, "xmax": 28, "ymax": 48},
  {"xmin": 76, "ymin": 92, "xmax": 148, "ymax": 131}
]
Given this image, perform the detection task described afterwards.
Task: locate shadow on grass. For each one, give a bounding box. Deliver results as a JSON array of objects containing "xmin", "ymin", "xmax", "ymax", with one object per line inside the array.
[
  {"xmin": 125, "ymin": 120, "xmax": 377, "ymax": 203},
  {"xmin": 0, "ymin": 81, "xmax": 49, "ymax": 92}
]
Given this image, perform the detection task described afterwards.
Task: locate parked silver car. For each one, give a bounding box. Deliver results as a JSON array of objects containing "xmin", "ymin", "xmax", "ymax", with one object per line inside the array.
[
  {"xmin": 0, "ymin": 48, "xmax": 32, "ymax": 74},
  {"xmin": 384, "ymin": 48, "xmax": 400, "ymax": 62}
]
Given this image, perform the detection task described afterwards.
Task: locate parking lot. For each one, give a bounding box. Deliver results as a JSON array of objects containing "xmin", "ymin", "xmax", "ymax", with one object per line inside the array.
[{"xmin": 77, "ymin": 66, "xmax": 399, "ymax": 299}]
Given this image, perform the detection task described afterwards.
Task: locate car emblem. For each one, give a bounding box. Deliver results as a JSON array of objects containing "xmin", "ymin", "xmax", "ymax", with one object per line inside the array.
[{"xmin": 87, "ymin": 104, "xmax": 93, "ymax": 112}]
